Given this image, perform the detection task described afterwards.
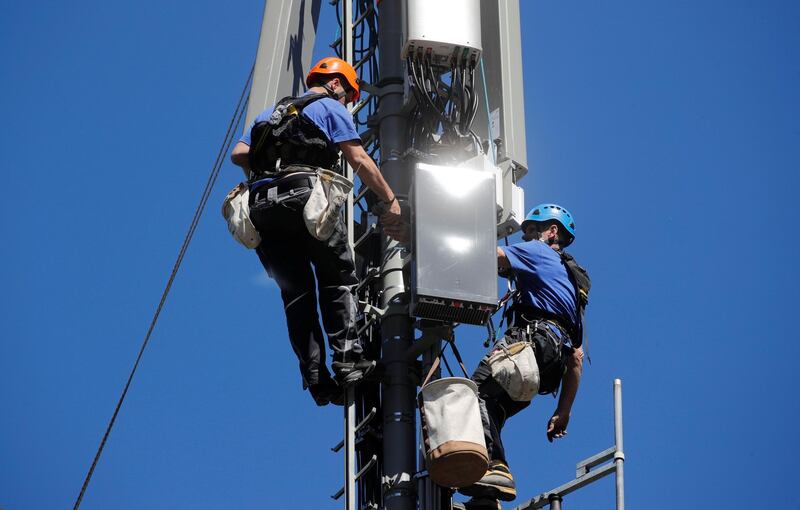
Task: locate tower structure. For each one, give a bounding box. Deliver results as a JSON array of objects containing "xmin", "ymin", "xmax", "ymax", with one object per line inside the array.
[{"xmin": 245, "ymin": 2, "xmax": 528, "ymax": 509}]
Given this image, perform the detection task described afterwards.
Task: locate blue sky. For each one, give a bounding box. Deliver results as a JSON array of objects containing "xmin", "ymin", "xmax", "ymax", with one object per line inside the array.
[{"xmin": 2, "ymin": 1, "xmax": 799, "ymax": 509}]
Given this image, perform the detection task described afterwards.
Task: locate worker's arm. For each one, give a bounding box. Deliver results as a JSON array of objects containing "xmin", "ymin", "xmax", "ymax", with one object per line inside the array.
[
  {"xmin": 497, "ymin": 247, "xmax": 511, "ymax": 270},
  {"xmin": 339, "ymin": 140, "xmax": 402, "ymax": 225},
  {"xmin": 231, "ymin": 141, "xmax": 251, "ymax": 178},
  {"xmin": 546, "ymin": 346, "xmax": 584, "ymax": 442}
]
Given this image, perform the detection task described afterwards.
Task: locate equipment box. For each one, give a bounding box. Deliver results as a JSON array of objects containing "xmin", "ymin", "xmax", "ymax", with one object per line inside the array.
[{"xmin": 411, "ymin": 159, "xmax": 498, "ymax": 325}]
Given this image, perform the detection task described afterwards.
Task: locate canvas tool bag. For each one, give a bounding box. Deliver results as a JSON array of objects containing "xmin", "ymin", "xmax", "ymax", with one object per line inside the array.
[
  {"xmin": 487, "ymin": 335, "xmax": 540, "ymax": 402},
  {"xmin": 302, "ymin": 169, "xmax": 354, "ymax": 241},
  {"xmin": 221, "ymin": 182, "xmax": 261, "ymax": 249},
  {"xmin": 418, "ymin": 342, "xmax": 488, "ymax": 488}
]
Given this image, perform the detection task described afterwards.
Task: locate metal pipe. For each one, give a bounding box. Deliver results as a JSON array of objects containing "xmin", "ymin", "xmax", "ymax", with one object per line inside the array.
[
  {"xmin": 343, "ymin": 0, "xmax": 355, "ymax": 252},
  {"xmin": 613, "ymin": 379, "xmax": 625, "ymax": 510},
  {"xmin": 548, "ymin": 494, "xmax": 563, "ymax": 510},
  {"xmin": 377, "ymin": 1, "xmax": 414, "ymax": 509},
  {"xmin": 345, "ymin": 386, "xmax": 356, "ymax": 510},
  {"xmin": 341, "ymin": 2, "xmax": 357, "ymax": 508}
]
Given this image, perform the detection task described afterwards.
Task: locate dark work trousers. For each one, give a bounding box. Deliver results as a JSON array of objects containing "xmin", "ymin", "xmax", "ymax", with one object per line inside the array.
[
  {"xmin": 471, "ymin": 340, "xmax": 533, "ymax": 466},
  {"xmin": 249, "ymin": 179, "xmax": 361, "ymax": 389},
  {"xmin": 472, "ymin": 321, "xmax": 571, "ymax": 465}
]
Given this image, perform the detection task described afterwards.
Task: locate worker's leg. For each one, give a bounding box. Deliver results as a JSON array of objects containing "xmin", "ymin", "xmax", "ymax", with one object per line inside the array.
[
  {"xmin": 251, "ymin": 187, "xmax": 333, "ymax": 395},
  {"xmin": 307, "ymin": 215, "xmax": 360, "ymax": 360},
  {"xmin": 307, "ymin": 215, "xmax": 374, "ymax": 384},
  {"xmin": 471, "ymin": 353, "xmax": 531, "ymax": 464},
  {"xmin": 460, "ymin": 349, "xmax": 530, "ymax": 501}
]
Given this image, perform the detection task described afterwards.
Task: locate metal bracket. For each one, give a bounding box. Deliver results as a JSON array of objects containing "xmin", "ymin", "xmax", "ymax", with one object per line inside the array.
[
  {"xmin": 575, "ymin": 446, "xmax": 615, "ymax": 478},
  {"xmin": 359, "ymin": 81, "xmax": 404, "ymax": 98},
  {"xmin": 355, "ymin": 267, "xmax": 380, "ymax": 295},
  {"xmin": 514, "ymin": 462, "xmax": 616, "ymax": 510},
  {"xmin": 386, "ymin": 411, "xmax": 415, "ymax": 424},
  {"xmin": 406, "ymin": 324, "xmax": 454, "ymax": 360},
  {"xmin": 382, "ymin": 471, "xmax": 414, "ymax": 493},
  {"xmin": 359, "ymin": 301, "xmax": 387, "ymax": 321}
]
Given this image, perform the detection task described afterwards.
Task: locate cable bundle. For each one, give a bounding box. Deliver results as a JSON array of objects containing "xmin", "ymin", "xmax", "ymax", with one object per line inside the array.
[{"xmin": 406, "ymin": 52, "xmax": 482, "ymax": 161}]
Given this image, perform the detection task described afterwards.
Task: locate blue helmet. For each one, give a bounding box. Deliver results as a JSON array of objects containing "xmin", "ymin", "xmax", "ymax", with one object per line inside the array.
[{"xmin": 521, "ymin": 203, "xmax": 576, "ymax": 246}]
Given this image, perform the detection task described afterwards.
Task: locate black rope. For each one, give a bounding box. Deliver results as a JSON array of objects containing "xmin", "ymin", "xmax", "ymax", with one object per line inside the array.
[{"xmin": 72, "ymin": 63, "xmax": 254, "ymax": 510}]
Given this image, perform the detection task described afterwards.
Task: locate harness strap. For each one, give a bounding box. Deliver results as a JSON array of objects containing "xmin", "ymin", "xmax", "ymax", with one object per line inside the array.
[
  {"xmin": 419, "ymin": 339, "xmax": 470, "ymax": 388},
  {"xmin": 511, "ymin": 304, "xmax": 577, "ymax": 342}
]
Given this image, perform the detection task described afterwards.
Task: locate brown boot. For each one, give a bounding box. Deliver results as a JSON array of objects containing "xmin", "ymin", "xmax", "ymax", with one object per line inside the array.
[{"xmin": 458, "ymin": 461, "xmax": 517, "ymax": 502}]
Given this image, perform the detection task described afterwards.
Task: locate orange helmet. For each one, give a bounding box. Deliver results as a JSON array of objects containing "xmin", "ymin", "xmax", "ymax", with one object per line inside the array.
[{"xmin": 306, "ymin": 57, "xmax": 360, "ymax": 102}]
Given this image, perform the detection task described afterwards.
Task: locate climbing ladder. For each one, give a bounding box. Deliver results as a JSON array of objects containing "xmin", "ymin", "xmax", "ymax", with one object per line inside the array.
[{"xmin": 330, "ymin": 2, "xmax": 386, "ymax": 509}]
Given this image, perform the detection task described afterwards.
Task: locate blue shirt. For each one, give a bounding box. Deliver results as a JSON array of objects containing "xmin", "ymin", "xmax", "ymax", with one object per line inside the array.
[
  {"xmin": 239, "ymin": 93, "xmax": 360, "ymax": 147},
  {"xmin": 504, "ymin": 240, "xmax": 579, "ymax": 333}
]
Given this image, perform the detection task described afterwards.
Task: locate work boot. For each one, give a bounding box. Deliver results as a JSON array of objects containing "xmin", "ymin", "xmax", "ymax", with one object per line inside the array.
[
  {"xmin": 458, "ymin": 461, "xmax": 517, "ymax": 502},
  {"xmin": 331, "ymin": 357, "xmax": 377, "ymax": 385},
  {"xmin": 463, "ymin": 497, "xmax": 502, "ymax": 510}
]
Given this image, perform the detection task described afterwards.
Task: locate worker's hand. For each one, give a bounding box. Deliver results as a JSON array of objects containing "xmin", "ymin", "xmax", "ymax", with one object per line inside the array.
[
  {"xmin": 378, "ymin": 199, "xmax": 408, "ymax": 242},
  {"xmin": 382, "ymin": 220, "xmax": 410, "ymax": 244},
  {"xmin": 380, "ymin": 198, "xmax": 402, "ymax": 225},
  {"xmin": 547, "ymin": 413, "xmax": 570, "ymax": 442}
]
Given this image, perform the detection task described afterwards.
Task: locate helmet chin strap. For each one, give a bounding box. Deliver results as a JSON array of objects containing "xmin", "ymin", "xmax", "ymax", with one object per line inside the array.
[{"xmin": 323, "ymin": 83, "xmax": 345, "ymax": 100}]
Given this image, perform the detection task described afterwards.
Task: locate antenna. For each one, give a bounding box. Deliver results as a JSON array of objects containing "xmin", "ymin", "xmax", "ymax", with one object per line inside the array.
[
  {"xmin": 246, "ymin": 2, "xmax": 621, "ymax": 509},
  {"xmin": 510, "ymin": 379, "xmax": 626, "ymax": 510}
]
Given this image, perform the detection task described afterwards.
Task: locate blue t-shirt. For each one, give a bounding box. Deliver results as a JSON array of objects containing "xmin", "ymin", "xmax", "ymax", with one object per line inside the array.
[
  {"xmin": 239, "ymin": 93, "xmax": 360, "ymax": 147},
  {"xmin": 504, "ymin": 240, "xmax": 578, "ymax": 333}
]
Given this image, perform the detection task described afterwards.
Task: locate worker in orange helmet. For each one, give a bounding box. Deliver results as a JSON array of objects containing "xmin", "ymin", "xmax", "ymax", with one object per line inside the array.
[{"xmin": 230, "ymin": 57, "xmax": 403, "ymax": 406}]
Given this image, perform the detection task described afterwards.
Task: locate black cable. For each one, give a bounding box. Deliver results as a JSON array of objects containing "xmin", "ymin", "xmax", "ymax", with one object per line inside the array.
[{"xmin": 72, "ymin": 64, "xmax": 253, "ymax": 510}]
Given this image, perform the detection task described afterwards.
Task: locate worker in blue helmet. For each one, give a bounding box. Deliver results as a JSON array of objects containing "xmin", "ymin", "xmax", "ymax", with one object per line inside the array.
[{"xmin": 460, "ymin": 203, "xmax": 591, "ymax": 506}]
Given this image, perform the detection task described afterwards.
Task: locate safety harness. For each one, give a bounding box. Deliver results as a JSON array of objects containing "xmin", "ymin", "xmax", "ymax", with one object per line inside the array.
[
  {"xmin": 498, "ymin": 249, "xmax": 590, "ymax": 346},
  {"xmin": 487, "ymin": 249, "xmax": 592, "ymax": 395},
  {"xmin": 248, "ymin": 93, "xmax": 341, "ymax": 180}
]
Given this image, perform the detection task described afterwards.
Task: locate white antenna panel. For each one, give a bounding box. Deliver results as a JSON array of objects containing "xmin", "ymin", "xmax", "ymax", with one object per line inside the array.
[{"xmin": 402, "ymin": 0, "xmax": 482, "ymax": 66}]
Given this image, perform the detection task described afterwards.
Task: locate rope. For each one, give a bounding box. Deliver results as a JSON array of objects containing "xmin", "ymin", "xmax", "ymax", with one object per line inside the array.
[{"xmin": 72, "ymin": 64, "xmax": 254, "ymax": 510}]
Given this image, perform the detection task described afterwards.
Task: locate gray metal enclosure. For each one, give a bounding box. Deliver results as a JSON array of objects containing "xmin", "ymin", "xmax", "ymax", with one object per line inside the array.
[{"xmin": 412, "ymin": 159, "xmax": 498, "ymax": 325}]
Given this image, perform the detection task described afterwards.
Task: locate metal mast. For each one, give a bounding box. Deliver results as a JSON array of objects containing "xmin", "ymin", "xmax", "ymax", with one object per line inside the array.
[{"xmin": 375, "ymin": 2, "xmax": 416, "ymax": 509}]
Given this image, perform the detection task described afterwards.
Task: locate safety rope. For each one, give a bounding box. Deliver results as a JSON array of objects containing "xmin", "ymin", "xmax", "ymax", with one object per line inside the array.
[{"xmin": 72, "ymin": 64, "xmax": 254, "ymax": 510}]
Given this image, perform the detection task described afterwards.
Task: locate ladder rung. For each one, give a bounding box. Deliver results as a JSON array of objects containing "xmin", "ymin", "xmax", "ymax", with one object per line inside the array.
[
  {"xmin": 354, "ymin": 224, "xmax": 377, "ymax": 250},
  {"xmin": 356, "ymin": 316, "xmax": 377, "ymax": 338},
  {"xmin": 331, "ymin": 455, "xmax": 378, "ymax": 500},
  {"xmin": 353, "ymin": 3, "xmax": 374, "ymax": 27},
  {"xmin": 331, "ymin": 407, "xmax": 378, "ymax": 452},
  {"xmin": 354, "ymin": 47, "xmax": 376, "ymax": 71},
  {"xmin": 355, "ymin": 267, "xmax": 380, "ymax": 294},
  {"xmin": 355, "ymin": 185, "xmax": 370, "ymax": 204},
  {"xmin": 351, "ymin": 97, "xmax": 369, "ymax": 116}
]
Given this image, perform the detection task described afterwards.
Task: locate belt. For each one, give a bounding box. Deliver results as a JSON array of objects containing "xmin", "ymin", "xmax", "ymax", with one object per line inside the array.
[
  {"xmin": 251, "ymin": 171, "xmax": 317, "ymax": 195},
  {"xmin": 513, "ymin": 308, "xmax": 570, "ymax": 339}
]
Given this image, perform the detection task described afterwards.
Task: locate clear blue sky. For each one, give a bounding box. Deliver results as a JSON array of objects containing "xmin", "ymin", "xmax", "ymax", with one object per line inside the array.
[{"xmin": 2, "ymin": 1, "xmax": 799, "ymax": 509}]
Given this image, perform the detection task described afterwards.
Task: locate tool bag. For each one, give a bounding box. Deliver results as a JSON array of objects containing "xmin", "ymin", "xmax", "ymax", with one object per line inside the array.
[
  {"xmin": 487, "ymin": 335, "xmax": 540, "ymax": 402},
  {"xmin": 221, "ymin": 182, "xmax": 261, "ymax": 249},
  {"xmin": 418, "ymin": 342, "xmax": 488, "ymax": 488},
  {"xmin": 302, "ymin": 169, "xmax": 353, "ymax": 241}
]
